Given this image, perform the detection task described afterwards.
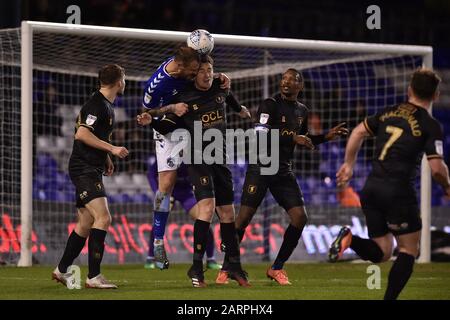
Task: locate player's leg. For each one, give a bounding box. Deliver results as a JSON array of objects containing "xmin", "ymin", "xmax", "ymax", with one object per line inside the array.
[
  {"xmin": 216, "ymin": 204, "xmax": 250, "ymax": 287},
  {"xmin": 237, "ymin": 169, "xmax": 269, "ymax": 237},
  {"xmin": 83, "ymin": 196, "xmax": 117, "ymax": 288},
  {"xmin": 152, "ymin": 169, "xmax": 176, "ymax": 270},
  {"xmin": 144, "ymin": 230, "xmax": 156, "ymax": 269},
  {"xmin": 218, "ymin": 169, "xmax": 266, "ymax": 284},
  {"xmin": 188, "ymin": 197, "xmax": 215, "ymax": 287},
  {"xmin": 53, "ymin": 206, "xmax": 92, "ymax": 287},
  {"xmin": 205, "ymin": 227, "xmax": 221, "ymax": 269},
  {"xmin": 151, "ymin": 132, "xmax": 182, "ymax": 270},
  {"xmin": 329, "ymin": 178, "xmax": 388, "ymax": 263},
  {"xmin": 383, "ymin": 201, "xmax": 422, "ymax": 300},
  {"xmin": 177, "ymin": 182, "xmax": 220, "ymax": 269},
  {"xmin": 186, "ymin": 164, "xmax": 216, "ymax": 287},
  {"xmin": 218, "ymin": 205, "xmax": 257, "ymax": 279},
  {"xmin": 214, "ymin": 165, "xmax": 250, "ymax": 287},
  {"xmin": 266, "ymin": 174, "xmax": 306, "ymax": 285},
  {"xmin": 384, "ymin": 231, "xmax": 420, "ymax": 300},
  {"xmin": 328, "ymin": 212, "xmax": 390, "ymax": 263}
]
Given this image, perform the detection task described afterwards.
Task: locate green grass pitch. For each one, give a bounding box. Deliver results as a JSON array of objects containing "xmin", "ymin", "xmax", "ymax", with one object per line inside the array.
[{"xmin": 0, "ymin": 263, "xmax": 449, "ymax": 300}]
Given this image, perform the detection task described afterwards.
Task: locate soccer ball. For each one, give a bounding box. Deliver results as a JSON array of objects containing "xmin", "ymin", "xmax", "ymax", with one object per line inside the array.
[{"xmin": 187, "ymin": 29, "xmax": 214, "ymax": 55}]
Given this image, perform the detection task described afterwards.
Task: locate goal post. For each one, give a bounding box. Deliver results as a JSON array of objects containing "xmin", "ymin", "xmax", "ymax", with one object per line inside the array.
[
  {"xmin": 18, "ymin": 21, "xmax": 33, "ymax": 267},
  {"xmin": 11, "ymin": 21, "xmax": 433, "ymax": 266}
]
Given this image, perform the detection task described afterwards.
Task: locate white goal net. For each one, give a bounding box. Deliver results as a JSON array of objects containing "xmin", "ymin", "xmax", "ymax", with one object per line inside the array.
[{"xmin": 0, "ymin": 22, "xmax": 431, "ymax": 266}]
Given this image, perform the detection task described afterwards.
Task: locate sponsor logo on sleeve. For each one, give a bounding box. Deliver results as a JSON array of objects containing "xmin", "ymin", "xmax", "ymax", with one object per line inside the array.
[
  {"xmin": 260, "ymin": 113, "xmax": 269, "ymax": 124},
  {"xmin": 86, "ymin": 114, "xmax": 97, "ymax": 126},
  {"xmin": 435, "ymin": 140, "xmax": 443, "ymax": 156},
  {"xmin": 144, "ymin": 93, "xmax": 152, "ymax": 104}
]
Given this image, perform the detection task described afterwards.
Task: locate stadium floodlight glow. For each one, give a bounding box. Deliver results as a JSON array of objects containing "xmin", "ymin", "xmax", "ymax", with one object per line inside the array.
[{"xmin": 1, "ymin": 21, "xmax": 434, "ymax": 266}]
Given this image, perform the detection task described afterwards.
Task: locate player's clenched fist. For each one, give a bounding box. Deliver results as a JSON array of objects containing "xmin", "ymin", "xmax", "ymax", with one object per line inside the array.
[
  {"xmin": 111, "ymin": 146, "xmax": 129, "ymax": 159},
  {"xmin": 173, "ymin": 103, "xmax": 189, "ymax": 116},
  {"xmin": 137, "ymin": 112, "xmax": 152, "ymax": 126},
  {"xmin": 336, "ymin": 162, "xmax": 353, "ymax": 188}
]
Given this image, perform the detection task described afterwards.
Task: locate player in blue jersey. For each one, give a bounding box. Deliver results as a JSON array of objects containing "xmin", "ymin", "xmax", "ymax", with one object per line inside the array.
[
  {"xmin": 144, "ymin": 159, "xmax": 222, "ymax": 270},
  {"xmin": 137, "ymin": 46, "xmax": 244, "ymax": 270}
]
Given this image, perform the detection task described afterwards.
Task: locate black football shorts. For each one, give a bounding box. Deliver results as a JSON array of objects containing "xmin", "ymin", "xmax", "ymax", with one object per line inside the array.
[
  {"xmin": 187, "ymin": 164, "xmax": 234, "ymax": 207},
  {"xmin": 69, "ymin": 170, "xmax": 107, "ymax": 208},
  {"xmin": 240, "ymin": 168, "xmax": 305, "ymax": 211},
  {"xmin": 360, "ymin": 176, "xmax": 422, "ymax": 238}
]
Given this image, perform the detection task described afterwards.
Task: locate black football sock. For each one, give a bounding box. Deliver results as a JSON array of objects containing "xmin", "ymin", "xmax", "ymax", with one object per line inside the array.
[
  {"xmin": 193, "ymin": 219, "xmax": 210, "ymax": 270},
  {"xmin": 222, "ymin": 228, "xmax": 245, "ymax": 271},
  {"xmin": 384, "ymin": 252, "xmax": 415, "ymax": 300},
  {"xmin": 350, "ymin": 236, "xmax": 384, "ymax": 263},
  {"xmin": 272, "ymin": 224, "xmax": 302, "ymax": 270},
  {"xmin": 58, "ymin": 230, "xmax": 87, "ymax": 273},
  {"xmin": 88, "ymin": 228, "xmax": 107, "ymax": 279},
  {"xmin": 237, "ymin": 228, "xmax": 245, "ymax": 243},
  {"xmin": 220, "ymin": 222, "xmax": 241, "ymax": 271}
]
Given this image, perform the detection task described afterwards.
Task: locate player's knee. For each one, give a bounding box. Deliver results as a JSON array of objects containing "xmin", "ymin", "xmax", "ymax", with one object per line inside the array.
[
  {"xmin": 197, "ymin": 199, "xmax": 215, "ymax": 220},
  {"xmin": 289, "ymin": 208, "xmax": 308, "ymax": 228},
  {"xmin": 398, "ymin": 246, "xmax": 419, "ymax": 258},
  {"xmin": 236, "ymin": 206, "xmax": 256, "ymax": 229},
  {"xmin": 219, "ymin": 211, "xmax": 235, "ymax": 223},
  {"xmin": 95, "ymin": 213, "xmax": 112, "ymax": 229},
  {"xmin": 75, "ymin": 222, "xmax": 91, "ymax": 238}
]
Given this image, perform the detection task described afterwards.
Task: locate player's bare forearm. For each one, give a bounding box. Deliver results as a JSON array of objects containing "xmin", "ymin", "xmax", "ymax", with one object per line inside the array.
[
  {"xmin": 343, "ymin": 122, "xmax": 369, "ymax": 167},
  {"xmin": 75, "ymin": 126, "xmax": 113, "ymax": 153},
  {"xmin": 429, "ymin": 158, "xmax": 450, "ymax": 192},
  {"xmin": 144, "ymin": 104, "xmax": 176, "ymax": 117},
  {"xmin": 144, "ymin": 102, "xmax": 188, "ymax": 117}
]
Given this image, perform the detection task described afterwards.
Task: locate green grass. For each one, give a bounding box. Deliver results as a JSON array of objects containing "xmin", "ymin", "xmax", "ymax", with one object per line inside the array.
[{"xmin": 0, "ymin": 263, "xmax": 449, "ymax": 300}]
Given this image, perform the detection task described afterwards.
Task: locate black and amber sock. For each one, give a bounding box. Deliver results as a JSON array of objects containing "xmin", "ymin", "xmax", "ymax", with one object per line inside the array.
[
  {"xmin": 58, "ymin": 230, "xmax": 87, "ymax": 273},
  {"xmin": 384, "ymin": 252, "xmax": 415, "ymax": 300},
  {"xmin": 272, "ymin": 224, "xmax": 302, "ymax": 270},
  {"xmin": 193, "ymin": 219, "xmax": 210, "ymax": 270},
  {"xmin": 220, "ymin": 222, "xmax": 242, "ymax": 270},
  {"xmin": 350, "ymin": 236, "xmax": 384, "ymax": 263},
  {"xmin": 88, "ymin": 228, "xmax": 107, "ymax": 279}
]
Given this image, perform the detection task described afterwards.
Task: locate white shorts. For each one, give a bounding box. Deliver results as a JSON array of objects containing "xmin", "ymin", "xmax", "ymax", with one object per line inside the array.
[{"xmin": 154, "ymin": 130, "xmax": 188, "ymax": 172}]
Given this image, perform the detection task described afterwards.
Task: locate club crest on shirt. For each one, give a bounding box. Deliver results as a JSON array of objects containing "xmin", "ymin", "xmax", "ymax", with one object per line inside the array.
[
  {"xmin": 298, "ymin": 117, "xmax": 304, "ymax": 126},
  {"xmin": 281, "ymin": 116, "xmax": 286, "ymax": 123},
  {"xmin": 200, "ymin": 176, "xmax": 209, "ymax": 185},
  {"xmin": 79, "ymin": 191, "xmax": 88, "ymax": 200},
  {"xmin": 216, "ymin": 95, "xmax": 225, "ymax": 104},
  {"xmin": 86, "ymin": 114, "xmax": 97, "ymax": 126}
]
